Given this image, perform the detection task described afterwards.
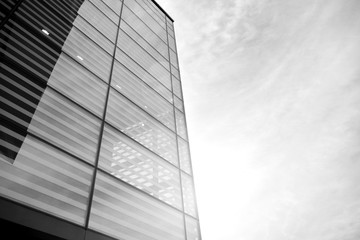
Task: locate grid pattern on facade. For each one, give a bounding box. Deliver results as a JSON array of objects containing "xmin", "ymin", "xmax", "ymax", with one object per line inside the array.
[{"xmin": 0, "ymin": 0, "xmax": 201, "ymax": 239}]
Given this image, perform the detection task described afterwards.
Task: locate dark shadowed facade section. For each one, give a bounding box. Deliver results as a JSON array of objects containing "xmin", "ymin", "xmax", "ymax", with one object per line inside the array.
[{"xmin": 0, "ymin": 0, "xmax": 201, "ymax": 239}]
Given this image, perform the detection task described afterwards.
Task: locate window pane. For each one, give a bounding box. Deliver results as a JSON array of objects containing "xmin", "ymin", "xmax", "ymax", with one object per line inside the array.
[
  {"xmin": 178, "ymin": 138, "xmax": 191, "ymax": 175},
  {"xmin": 168, "ymin": 34, "xmax": 176, "ymax": 52},
  {"xmin": 99, "ymin": 124, "xmax": 182, "ymax": 208},
  {"xmin": 124, "ymin": 0, "xmax": 167, "ymax": 43},
  {"xmin": 174, "ymin": 95, "xmax": 184, "ymax": 112},
  {"xmin": 89, "ymin": 171, "xmax": 185, "ymax": 240},
  {"xmin": 62, "ymin": 27, "xmax": 112, "ymax": 82},
  {"xmin": 78, "ymin": 0, "xmax": 117, "ymax": 42},
  {"xmin": 121, "ymin": 5, "xmax": 168, "ymax": 59},
  {"xmin": 115, "ymin": 48, "xmax": 172, "ymax": 102},
  {"xmin": 111, "ymin": 60, "xmax": 175, "ymax": 130},
  {"xmin": 120, "ymin": 20, "xmax": 169, "ymax": 70},
  {"xmin": 172, "ymin": 77, "xmax": 182, "ymax": 99},
  {"xmin": 101, "ymin": 0, "xmax": 123, "ymax": 15},
  {"xmin": 117, "ymin": 29, "xmax": 171, "ymax": 90},
  {"xmin": 0, "ymin": 135, "xmax": 93, "ymax": 225},
  {"xmin": 181, "ymin": 172, "xmax": 197, "ymax": 218},
  {"xmin": 28, "ymin": 88, "xmax": 101, "ymax": 165},
  {"xmin": 175, "ymin": 109, "xmax": 188, "ymax": 140},
  {"xmin": 136, "ymin": 0, "xmax": 166, "ymax": 28},
  {"xmin": 73, "ymin": 15, "xmax": 114, "ymax": 54},
  {"xmin": 48, "ymin": 53, "xmax": 107, "ymax": 117},
  {"xmin": 185, "ymin": 216, "xmax": 201, "ymax": 240},
  {"xmin": 106, "ymin": 89, "xmax": 178, "ymax": 165},
  {"xmin": 170, "ymin": 49, "xmax": 178, "ymax": 69},
  {"xmin": 89, "ymin": 0, "xmax": 119, "ymax": 24},
  {"xmin": 171, "ymin": 65, "xmax": 180, "ymax": 80}
]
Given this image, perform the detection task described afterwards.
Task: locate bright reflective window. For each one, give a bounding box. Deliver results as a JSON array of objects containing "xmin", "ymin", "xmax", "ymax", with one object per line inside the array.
[
  {"xmin": 106, "ymin": 88, "xmax": 178, "ymax": 165},
  {"xmin": 99, "ymin": 124, "xmax": 182, "ymax": 208},
  {"xmin": 181, "ymin": 172, "xmax": 197, "ymax": 217}
]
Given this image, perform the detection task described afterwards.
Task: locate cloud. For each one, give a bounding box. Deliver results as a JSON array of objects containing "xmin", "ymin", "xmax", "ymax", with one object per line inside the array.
[{"xmin": 157, "ymin": 0, "xmax": 360, "ymax": 239}]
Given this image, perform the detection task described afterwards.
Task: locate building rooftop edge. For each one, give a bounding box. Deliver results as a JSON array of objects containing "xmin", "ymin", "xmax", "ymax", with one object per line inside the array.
[{"xmin": 151, "ymin": 0, "xmax": 174, "ymax": 22}]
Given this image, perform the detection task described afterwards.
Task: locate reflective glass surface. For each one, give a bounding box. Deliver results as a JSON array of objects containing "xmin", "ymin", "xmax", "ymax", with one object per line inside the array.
[
  {"xmin": 172, "ymin": 77, "xmax": 183, "ymax": 99},
  {"xmin": 181, "ymin": 172, "xmax": 197, "ymax": 217},
  {"xmin": 89, "ymin": 171, "xmax": 185, "ymax": 240},
  {"xmin": 174, "ymin": 95, "xmax": 184, "ymax": 112},
  {"xmin": 186, "ymin": 216, "xmax": 201, "ymax": 240},
  {"xmin": 115, "ymin": 47, "xmax": 173, "ymax": 101},
  {"xmin": 175, "ymin": 109, "xmax": 188, "ymax": 140},
  {"xmin": 0, "ymin": 135, "xmax": 93, "ymax": 225},
  {"xmin": 117, "ymin": 29, "xmax": 171, "ymax": 90},
  {"xmin": 48, "ymin": 53, "xmax": 107, "ymax": 117},
  {"xmin": 62, "ymin": 27, "xmax": 112, "ymax": 82},
  {"xmin": 28, "ymin": 88, "xmax": 101, "ymax": 165},
  {"xmin": 77, "ymin": 0, "xmax": 118, "ymax": 42},
  {"xmin": 99, "ymin": 124, "xmax": 182, "ymax": 208},
  {"xmin": 106, "ymin": 88, "xmax": 178, "ymax": 165},
  {"xmin": 121, "ymin": 5, "xmax": 168, "ymax": 59},
  {"xmin": 111, "ymin": 60, "xmax": 175, "ymax": 130},
  {"xmin": 178, "ymin": 137, "xmax": 192, "ymax": 174}
]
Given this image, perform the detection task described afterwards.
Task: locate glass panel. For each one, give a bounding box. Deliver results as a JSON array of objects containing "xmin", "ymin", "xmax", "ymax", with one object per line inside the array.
[
  {"xmin": 174, "ymin": 95, "xmax": 184, "ymax": 112},
  {"xmin": 78, "ymin": 0, "xmax": 117, "ymax": 42},
  {"xmin": 89, "ymin": 171, "xmax": 185, "ymax": 240},
  {"xmin": 99, "ymin": 124, "xmax": 182, "ymax": 208},
  {"xmin": 73, "ymin": 15, "xmax": 114, "ymax": 54},
  {"xmin": 121, "ymin": 5, "xmax": 168, "ymax": 59},
  {"xmin": 168, "ymin": 34, "xmax": 176, "ymax": 52},
  {"xmin": 167, "ymin": 17, "xmax": 174, "ymax": 31},
  {"xmin": 185, "ymin": 216, "xmax": 201, "ymax": 240},
  {"xmin": 175, "ymin": 109, "xmax": 188, "ymax": 140},
  {"xmin": 142, "ymin": 0, "xmax": 165, "ymax": 21},
  {"xmin": 89, "ymin": 0, "xmax": 119, "ymax": 24},
  {"xmin": 111, "ymin": 60, "xmax": 175, "ymax": 130},
  {"xmin": 172, "ymin": 77, "xmax": 182, "ymax": 99},
  {"xmin": 48, "ymin": 53, "xmax": 107, "ymax": 117},
  {"xmin": 167, "ymin": 25, "xmax": 175, "ymax": 38},
  {"xmin": 117, "ymin": 29, "xmax": 171, "ymax": 90},
  {"xmin": 171, "ymin": 65, "xmax": 180, "ymax": 80},
  {"xmin": 0, "ymin": 135, "xmax": 93, "ymax": 225},
  {"xmin": 120, "ymin": 20, "xmax": 169, "ymax": 70},
  {"xmin": 124, "ymin": 0, "xmax": 167, "ymax": 43},
  {"xmin": 115, "ymin": 48, "xmax": 172, "ymax": 102},
  {"xmin": 102, "ymin": 0, "xmax": 123, "ymax": 15},
  {"xmin": 136, "ymin": 0, "xmax": 166, "ymax": 28},
  {"xmin": 181, "ymin": 172, "xmax": 197, "ymax": 218},
  {"xmin": 62, "ymin": 27, "xmax": 112, "ymax": 82},
  {"xmin": 170, "ymin": 49, "xmax": 178, "ymax": 69},
  {"xmin": 106, "ymin": 88, "xmax": 178, "ymax": 164},
  {"xmin": 28, "ymin": 88, "xmax": 101, "ymax": 165},
  {"xmin": 178, "ymin": 138, "xmax": 191, "ymax": 175}
]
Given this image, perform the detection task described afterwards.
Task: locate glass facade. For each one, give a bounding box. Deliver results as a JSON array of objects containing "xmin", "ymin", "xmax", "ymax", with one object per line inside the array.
[{"xmin": 0, "ymin": 0, "xmax": 201, "ymax": 239}]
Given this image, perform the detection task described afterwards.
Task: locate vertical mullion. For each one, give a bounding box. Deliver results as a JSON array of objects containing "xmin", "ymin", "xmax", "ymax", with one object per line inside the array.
[{"xmin": 84, "ymin": 0, "xmax": 125, "ymax": 231}]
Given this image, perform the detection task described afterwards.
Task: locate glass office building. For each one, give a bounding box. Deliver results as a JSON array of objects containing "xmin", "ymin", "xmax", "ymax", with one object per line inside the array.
[{"xmin": 0, "ymin": 0, "xmax": 201, "ymax": 239}]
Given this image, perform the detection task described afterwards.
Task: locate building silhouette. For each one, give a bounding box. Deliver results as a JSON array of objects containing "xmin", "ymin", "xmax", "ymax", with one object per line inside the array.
[{"xmin": 0, "ymin": 0, "xmax": 201, "ymax": 239}]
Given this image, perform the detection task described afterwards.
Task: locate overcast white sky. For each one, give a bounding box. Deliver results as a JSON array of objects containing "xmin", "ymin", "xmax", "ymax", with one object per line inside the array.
[{"xmin": 157, "ymin": 0, "xmax": 360, "ymax": 239}]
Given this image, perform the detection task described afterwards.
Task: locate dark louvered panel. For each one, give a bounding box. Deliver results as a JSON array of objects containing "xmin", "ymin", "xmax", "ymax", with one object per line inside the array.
[{"xmin": 0, "ymin": 0, "xmax": 84, "ymax": 163}]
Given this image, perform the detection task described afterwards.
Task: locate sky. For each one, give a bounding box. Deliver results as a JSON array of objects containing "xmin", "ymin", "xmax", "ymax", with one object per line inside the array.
[{"xmin": 156, "ymin": 0, "xmax": 360, "ymax": 239}]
